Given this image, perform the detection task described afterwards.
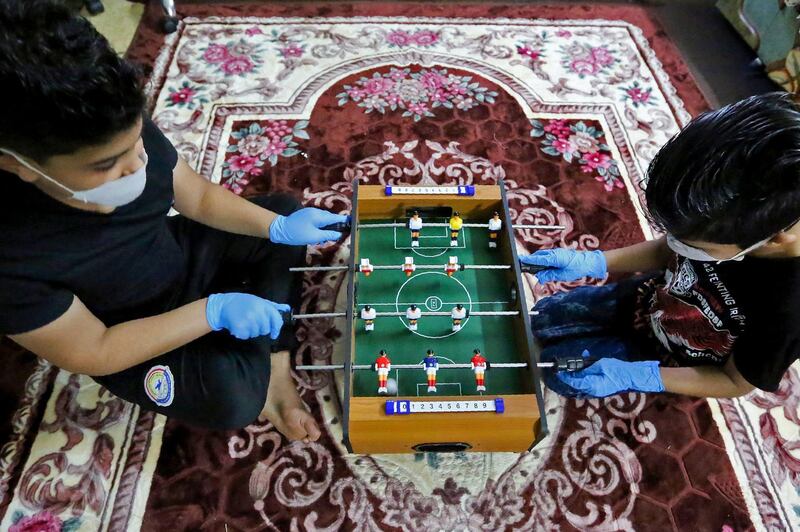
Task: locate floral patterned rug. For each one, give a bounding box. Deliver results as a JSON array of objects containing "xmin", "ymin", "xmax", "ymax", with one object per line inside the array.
[{"xmin": 1, "ymin": 3, "xmax": 799, "ymax": 531}]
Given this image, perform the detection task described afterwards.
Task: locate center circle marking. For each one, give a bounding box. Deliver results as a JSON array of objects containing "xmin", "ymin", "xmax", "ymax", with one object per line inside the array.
[
  {"xmin": 395, "ymin": 271, "xmax": 472, "ymax": 339},
  {"xmin": 425, "ymin": 296, "xmax": 443, "ymax": 311}
]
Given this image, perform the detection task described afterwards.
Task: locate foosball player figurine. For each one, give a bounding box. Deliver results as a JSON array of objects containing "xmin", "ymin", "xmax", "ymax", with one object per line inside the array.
[
  {"xmin": 408, "ymin": 210, "xmax": 423, "ymax": 248},
  {"xmin": 406, "ymin": 304, "xmax": 422, "ymax": 331},
  {"xmin": 403, "ymin": 256, "xmax": 416, "ymax": 277},
  {"xmin": 471, "ymin": 348, "xmax": 489, "ymax": 392},
  {"xmin": 451, "ymin": 303, "xmax": 467, "ymax": 331},
  {"xmin": 445, "ymin": 256, "xmax": 459, "ymax": 277},
  {"xmin": 487, "ymin": 211, "xmax": 502, "ymax": 249},
  {"xmin": 422, "ymin": 349, "xmax": 439, "ymax": 392},
  {"xmin": 361, "ymin": 305, "xmax": 377, "ymax": 331},
  {"xmin": 374, "ymin": 350, "xmax": 392, "ymax": 395},
  {"xmin": 449, "ymin": 211, "xmax": 463, "ymax": 246},
  {"xmin": 360, "ymin": 258, "xmax": 374, "ymax": 276}
]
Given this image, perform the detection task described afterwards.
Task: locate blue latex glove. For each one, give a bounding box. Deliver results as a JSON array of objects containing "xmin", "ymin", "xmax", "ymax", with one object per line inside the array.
[
  {"xmin": 520, "ymin": 248, "xmax": 607, "ymax": 283},
  {"xmin": 555, "ymin": 354, "xmax": 664, "ymax": 397},
  {"xmin": 206, "ymin": 293, "xmax": 291, "ymax": 340},
  {"xmin": 269, "ymin": 208, "xmax": 348, "ymax": 246}
]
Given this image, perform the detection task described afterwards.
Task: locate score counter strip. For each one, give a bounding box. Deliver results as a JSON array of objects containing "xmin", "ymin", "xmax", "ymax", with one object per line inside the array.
[
  {"xmin": 384, "ymin": 185, "xmax": 475, "ymax": 196},
  {"xmin": 385, "ymin": 398, "xmax": 505, "ymax": 415}
]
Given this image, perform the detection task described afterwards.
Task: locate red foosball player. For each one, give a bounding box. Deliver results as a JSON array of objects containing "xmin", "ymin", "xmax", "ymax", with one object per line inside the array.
[
  {"xmin": 471, "ymin": 348, "xmax": 489, "ymax": 392},
  {"xmin": 403, "ymin": 256, "xmax": 416, "ymax": 277},
  {"xmin": 445, "ymin": 256, "xmax": 459, "ymax": 277},
  {"xmin": 360, "ymin": 258, "xmax": 374, "ymax": 276},
  {"xmin": 374, "ymin": 350, "xmax": 392, "ymax": 395},
  {"xmin": 422, "ymin": 349, "xmax": 439, "ymax": 392},
  {"xmin": 408, "ymin": 211, "xmax": 423, "ymax": 248},
  {"xmin": 487, "ymin": 211, "xmax": 502, "ymax": 249}
]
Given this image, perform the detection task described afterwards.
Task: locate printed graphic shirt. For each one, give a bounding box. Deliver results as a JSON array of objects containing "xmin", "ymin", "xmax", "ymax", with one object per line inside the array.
[{"xmin": 641, "ymin": 254, "xmax": 800, "ymax": 391}]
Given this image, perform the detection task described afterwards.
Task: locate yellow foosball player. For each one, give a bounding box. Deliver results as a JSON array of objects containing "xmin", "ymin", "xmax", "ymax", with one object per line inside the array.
[{"xmin": 449, "ymin": 211, "xmax": 463, "ymax": 246}]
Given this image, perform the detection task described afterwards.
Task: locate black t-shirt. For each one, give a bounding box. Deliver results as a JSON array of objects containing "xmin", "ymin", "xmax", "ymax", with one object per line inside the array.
[
  {"xmin": 0, "ymin": 118, "xmax": 184, "ymax": 334},
  {"xmin": 639, "ymin": 253, "xmax": 800, "ymax": 391}
]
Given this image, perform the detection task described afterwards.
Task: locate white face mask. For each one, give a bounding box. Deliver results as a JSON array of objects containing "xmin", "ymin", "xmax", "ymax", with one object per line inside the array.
[
  {"xmin": 0, "ymin": 148, "xmax": 148, "ymax": 208},
  {"xmin": 666, "ymin": 233, "xmax": 769, "ymax": 264}
]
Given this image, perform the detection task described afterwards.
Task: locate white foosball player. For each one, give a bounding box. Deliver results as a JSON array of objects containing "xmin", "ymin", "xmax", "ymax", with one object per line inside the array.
[
  {"xmin": 406, "ymin": 304, "xmax": 422, "ymax": 331},
  {"xmin": 361, "ymin": 305, "xmax": 377, "ymax": 331},
  {"xmin": 451, "ymin": 303, "xmax": 467, "ymax": 331},
  {"xmin": 408, "ymin": 211, "xmax": 423, "ymax": 247},
  {"xmin": 403, "ymin": 256, "xmax": 416, "ymax": 277},
  {"xmin": 360, "ymin": 258, "xmax": 374, "ymax": 276},
  {"xmin": 445, "ymin": 256, "xmax": 459, "ymax": 277},
  {"xmin": 487, "ymin": 212, "xmax": 503, "ymax": 249}
]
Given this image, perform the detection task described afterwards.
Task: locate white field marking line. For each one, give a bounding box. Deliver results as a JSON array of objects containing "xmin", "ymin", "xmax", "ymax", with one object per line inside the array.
[
  {"xmin": 394, "ymin": 271, "xmax": 472, "ymax": 340},
  {"xmin": 415, "ymin": 382, "xmax": 462, "ymax": 397}
]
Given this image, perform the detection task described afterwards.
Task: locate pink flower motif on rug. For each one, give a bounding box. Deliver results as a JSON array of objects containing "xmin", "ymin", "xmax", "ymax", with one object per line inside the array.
[
  {"xmin": 385, "ymin": 29, "xmax": 440, "ymax": 48},
  {"xmin": 10, "ymin": 510, "xmax": 80, "ymax": 532},
  {"xmin": 621, "ymin": 81, "xmax": 656, "ymax": 108},
  {"xmin": 201, "ymin": 40, "xmax": 265, "ymax": 77},
  {"xmin": 279, "ymin": 43, "xmax": 305, "ymax": 58},
  {"xmin": 165, "ymin": 81, "xmax": 207, "ymax": 109},
  {"xmin": 560, "ymin": 41, "xmax": 618, "ymax": 78},
  {"xmin": 530, "ymin": 118, "xmax": 622, "ymax": 191},
  {"xmin": 337, "ymin": 67, "xmax": 497, "ymax": 121},
  {"xmin": 222, "ymin": 120, "xmax": 309, "ymax": 194}
]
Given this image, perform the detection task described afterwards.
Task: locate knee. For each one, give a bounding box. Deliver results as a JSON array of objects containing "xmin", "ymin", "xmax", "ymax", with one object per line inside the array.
[
  {"xmin": 201, "ymin": 390, "xmax": 263, "ymax": 431},
  {"xmin": 196, "ymin": 355, "xmax": 267, "ymax": 430},
  {"xmin": 250, "ymin": 193, "xmax": 303, "ymax": 216}
]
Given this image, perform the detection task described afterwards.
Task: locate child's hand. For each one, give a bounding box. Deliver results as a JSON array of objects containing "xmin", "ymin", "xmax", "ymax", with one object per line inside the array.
[
  {"xmin": 206, "ymin": 293, "xmax": 291, "ymax": 340},
  {"xmin": 555, "ymin": 356, "xmax": 664, "ymax": 397},
  {"xmin": 520, "ymin": 249, "xmax": 607, "ymax": 283},
  {"xmin": 269, "ymin": 207, "xmax": 348, "ymax": 246}
]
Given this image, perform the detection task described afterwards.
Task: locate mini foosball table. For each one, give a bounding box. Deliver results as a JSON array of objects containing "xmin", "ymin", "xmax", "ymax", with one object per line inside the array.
[{"xmin": 292, "ymin": 182, "xmax": 570, "ymax": 454}]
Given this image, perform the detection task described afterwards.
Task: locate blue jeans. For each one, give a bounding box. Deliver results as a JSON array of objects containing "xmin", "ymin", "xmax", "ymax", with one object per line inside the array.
[{"xmin": 530, "ymin": 275, "xmax": 658, "ymax": 398}]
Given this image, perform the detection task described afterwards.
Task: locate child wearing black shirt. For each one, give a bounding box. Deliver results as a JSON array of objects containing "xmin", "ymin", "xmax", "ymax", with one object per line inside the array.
[{"xmin": 523, "ymin": 92, "xmax": 800, "ymax": 398}]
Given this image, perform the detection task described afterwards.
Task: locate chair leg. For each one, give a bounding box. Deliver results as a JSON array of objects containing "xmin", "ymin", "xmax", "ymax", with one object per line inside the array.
[{"xmin": 161, "ymin": 0, "xmax": 179, "ymax": 33}]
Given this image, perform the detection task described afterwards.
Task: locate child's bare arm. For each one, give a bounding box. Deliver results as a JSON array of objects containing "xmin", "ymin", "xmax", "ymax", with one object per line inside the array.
[
  {"xmin": 660, "ymin": 356, "xmax": 754, "ymax": 398},
  {"xmin": 603, "ymin": 237, "xmax": 672, "ymax": 274}
]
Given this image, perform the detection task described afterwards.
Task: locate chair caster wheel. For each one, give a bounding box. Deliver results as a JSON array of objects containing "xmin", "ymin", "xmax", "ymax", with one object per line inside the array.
[
  {"xmin": 85, "ymin": 0, "xmax": 104, "ymax": 15},
  {"xmin": 162, "ymin": 16, "xmax": 179, "ymax": 33}
]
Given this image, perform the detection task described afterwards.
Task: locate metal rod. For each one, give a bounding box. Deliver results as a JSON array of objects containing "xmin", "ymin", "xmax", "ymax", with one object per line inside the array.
[
  {"xmin": 289, "ymin": 265, "xmax": 350, "ymax": 272},
  {"xmin": 373, "ymin": 311, "xmax": 519, "ymax": 317},
  {"xmin": 291, "ymin": 263, "xmax": 514, "ymax": 273},
  {"xmin": 295, "ymin": 362, "xmax": 531, "ymax": 371},
  {"xmin": 292, "ymin": 312, "xmax": 347, "ymax": 319},
  {"xmin": 289, "ymin": 310, "xmax": 536, "ymax": 320},
  {"xmin": 358, "ymin": 222, "xmax": 564, "ymax": 230}
]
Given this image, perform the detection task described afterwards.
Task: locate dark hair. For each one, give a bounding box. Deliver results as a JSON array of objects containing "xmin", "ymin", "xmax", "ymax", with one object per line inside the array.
[
  {"xmin": 644, "ymin": 92, "xmax": 800, "ymax": 248},
  {"xmin": 0, "ymin": 0, "xmax": 146, "ymax": 162}
]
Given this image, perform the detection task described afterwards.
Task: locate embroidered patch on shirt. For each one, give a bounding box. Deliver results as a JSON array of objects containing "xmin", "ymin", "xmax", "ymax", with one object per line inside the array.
[{"xmin": 144, "ymin": 365, "xmax": 175, "ymax": 407}]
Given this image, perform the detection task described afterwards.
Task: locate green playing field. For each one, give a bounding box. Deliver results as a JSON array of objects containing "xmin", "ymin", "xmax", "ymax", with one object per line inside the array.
[{"xmin": 353, "ymin": 219, "xmax": 529, "ymax": 397}]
